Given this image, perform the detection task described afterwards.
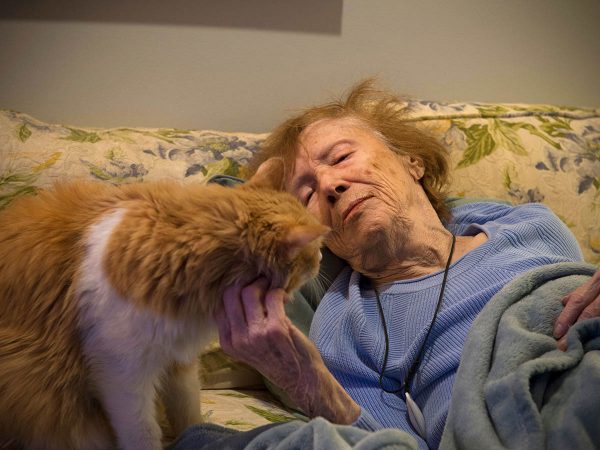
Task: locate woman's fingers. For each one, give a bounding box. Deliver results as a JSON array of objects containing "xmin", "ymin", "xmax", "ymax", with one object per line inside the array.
[
  {"xmin": 218, "ymin": 279, "xmax": 291, "ymax": 368},
  {"xmin": 554, "ymin": 268, "xmax": 600, "ymax": 349},
  {"xmin": 241, "ymin": 278, "xmax": 270, "ymax": 326},
  {"xmin": 217, "ymin": 284, "xmax": 246, "ymax": 355},
  {"xmin": 215, "ymin": 306, "xmax": 233, "ymax": 353},
  {"xmin": 223, "ymin": 284, "xmax": 246, "ymax": 328},
  {"xmin": 556, "ymin": 335, "xmax": 567, "ymax": 351},
  {"xmin": 264, "ymin": 288, "xmax": 288, "ymax": 322}
]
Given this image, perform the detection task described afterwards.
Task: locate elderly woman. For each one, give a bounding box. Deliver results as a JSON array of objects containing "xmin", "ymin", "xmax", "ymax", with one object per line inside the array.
[{"xmin": 215, "ymin": 81, "xmax": 600, "ymax": 449}]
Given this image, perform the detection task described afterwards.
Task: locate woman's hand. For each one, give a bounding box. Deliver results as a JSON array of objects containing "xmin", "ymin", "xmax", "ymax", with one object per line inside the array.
[
  {"xmin": 554, "ymin": 268, "xmax": 600, "ymax": 350},
  {"xmin": 215, "ymin": 278, "xmax": 360, "ymax": 423}
]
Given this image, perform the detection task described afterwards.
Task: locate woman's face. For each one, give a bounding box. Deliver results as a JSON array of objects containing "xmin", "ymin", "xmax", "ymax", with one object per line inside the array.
[{"xmin": 285, "ymin": 117, "xmax": 428, "ymax": 268}]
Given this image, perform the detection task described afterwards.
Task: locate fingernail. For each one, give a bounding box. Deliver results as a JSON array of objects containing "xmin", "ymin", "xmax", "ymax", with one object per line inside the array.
[{"xmin": 554, "ymin": 323, "xmax": 566, "ymax": 338}]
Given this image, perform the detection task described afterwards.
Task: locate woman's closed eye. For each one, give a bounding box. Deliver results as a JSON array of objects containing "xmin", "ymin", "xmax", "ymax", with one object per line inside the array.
[
  {"xmin": 334, "ymin": 153, "xmax": 350, "ymax": 165},
  {"xmin": 302, "ymin": 189, "xmax": 314, "ymax": 206}
]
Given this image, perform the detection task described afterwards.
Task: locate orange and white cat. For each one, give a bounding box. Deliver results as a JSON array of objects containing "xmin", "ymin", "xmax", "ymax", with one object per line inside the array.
[{"xmin": 0, "ymin": 159, "xmax": 327, "ymax": 450}]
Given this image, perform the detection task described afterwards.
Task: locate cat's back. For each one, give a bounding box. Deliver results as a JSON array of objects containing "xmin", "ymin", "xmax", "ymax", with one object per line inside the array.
[
  {"xmin": 0, "ymin": 181, "xmax": 124, "ymax": 316},
  {"xmin": 0, "ymin": 180, "xmax": 121, "ymax": 228},
  {"xmin": 0, "ymin": 180, "xmax": 213, "ymax": 316}
]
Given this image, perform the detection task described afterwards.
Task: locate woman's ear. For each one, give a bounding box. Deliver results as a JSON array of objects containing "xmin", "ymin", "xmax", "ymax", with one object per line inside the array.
[
  {"xmin": 405, "ymin": 155, "xmax": 425, "ymax": 181},
  {"xmin": 246, "ymin": 158, "xmax": 285, "ymax": 190}
]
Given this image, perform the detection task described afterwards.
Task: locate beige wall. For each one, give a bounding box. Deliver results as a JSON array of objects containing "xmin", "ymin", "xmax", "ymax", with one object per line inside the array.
[{"xmin": 1, "ymin": 0, "xmax": 599, "ymax": 133}]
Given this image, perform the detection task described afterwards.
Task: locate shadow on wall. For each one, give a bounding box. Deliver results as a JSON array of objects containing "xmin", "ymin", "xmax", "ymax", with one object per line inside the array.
[{"xmin": 0, "ymin": 0, "xmax": 343, "ymax": 34}]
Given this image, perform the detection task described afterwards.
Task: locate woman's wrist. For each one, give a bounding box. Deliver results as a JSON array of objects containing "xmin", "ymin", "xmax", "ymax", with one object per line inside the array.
[
  {"xmin": 275, "ymin": 351, "xmax": 359, "ymax": 424},
  {"xmin": 303, "ymin": 361, "xmax": 361, "ymax": 424}
]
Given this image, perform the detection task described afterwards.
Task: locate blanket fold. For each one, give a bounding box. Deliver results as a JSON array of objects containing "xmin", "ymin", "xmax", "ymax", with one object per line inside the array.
[
  {"xmin": 169, "ymin": 418, "xmax": 418, "ymax": 450},
  {"xmin": 440, "ymin": 262, "xmax": 599, "ymax": 450}
]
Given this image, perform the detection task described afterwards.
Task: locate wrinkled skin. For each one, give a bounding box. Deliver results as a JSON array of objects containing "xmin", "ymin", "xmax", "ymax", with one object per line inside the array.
[{"xmin": 215, "ymin": 278, "xmax": 359, "ymax": 422}]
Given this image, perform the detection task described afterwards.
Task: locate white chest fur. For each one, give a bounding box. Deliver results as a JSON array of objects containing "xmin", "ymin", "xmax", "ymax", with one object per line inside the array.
[
  {"xmin": 77, "ymin": 208, "xmax": 215, "ymax": 371},
  {"xmin": 75, "ymin": 209, "xmax": 211, "ymax": 450}
]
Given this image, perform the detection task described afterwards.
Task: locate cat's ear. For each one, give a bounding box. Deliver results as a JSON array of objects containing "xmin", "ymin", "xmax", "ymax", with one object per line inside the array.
[
  {"xmin": 246, "ymin": 158, "xmax": 285, "ymax": 190},
  {"xmin": 283, "ymin": 223, "xmax": 330, "ymax": 259}
]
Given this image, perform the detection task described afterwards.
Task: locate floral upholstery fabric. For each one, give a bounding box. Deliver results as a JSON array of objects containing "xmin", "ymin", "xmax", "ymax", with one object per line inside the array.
[
  {"xmin": 1, "ymin": 104, "xmax": 598, "ymax": 264},
  {"xmin": 0, "ymin": 109, "xmax": 267, "ymax": 208},
  {"xmin": 198, "ymin": 389, "xmax": 301, "ymax": 431},
  {"xmin": 0, "ymin": 101, "xmax": 598, "ymax": 430},
  {"xmin": 406, "ymin": 101, "xmax": 600, "ymax": 264}
]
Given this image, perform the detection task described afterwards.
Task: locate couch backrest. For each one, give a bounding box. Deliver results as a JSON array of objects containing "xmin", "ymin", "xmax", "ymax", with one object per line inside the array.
[{"xmin": 1, "ymin": 102, "xmax": 598, "ymax": 263}]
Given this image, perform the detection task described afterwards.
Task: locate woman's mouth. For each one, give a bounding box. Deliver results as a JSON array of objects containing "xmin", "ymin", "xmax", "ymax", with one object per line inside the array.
[{"xmin": 342, "ymin": 196, "xmax": 372, "ymax": 224}]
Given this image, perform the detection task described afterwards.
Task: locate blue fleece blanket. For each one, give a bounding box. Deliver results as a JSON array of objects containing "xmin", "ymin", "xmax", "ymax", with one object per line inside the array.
[
  {"xmin": 440, "ymin": 262, "xmax": 600, "ymax": 450},
  {"xmin": 171, "ymin": 262, "xmax": 599, "ymax": 450}
]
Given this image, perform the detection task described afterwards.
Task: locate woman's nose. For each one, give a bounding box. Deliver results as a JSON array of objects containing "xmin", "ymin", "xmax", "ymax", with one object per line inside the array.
[
  {"xmin": 326, "ymin": 184, "xmax": 347, "ymax": 205},
  {"xmin": 316, "ymin": 167, "xmax": 348, "ymax": 205}
]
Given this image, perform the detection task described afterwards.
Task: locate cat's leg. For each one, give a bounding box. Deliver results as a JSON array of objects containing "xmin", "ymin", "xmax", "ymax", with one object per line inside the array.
[
  {"xmin": 79, "ymin": 304, "xmax": 164, "ymax": 450},
  {"xmin": 92, "ymin": 363, "xmax": 163, "ymax": 450},
  {"xmin": 161, "ymin": 359, "xmax": 203, "ymax": 437}
]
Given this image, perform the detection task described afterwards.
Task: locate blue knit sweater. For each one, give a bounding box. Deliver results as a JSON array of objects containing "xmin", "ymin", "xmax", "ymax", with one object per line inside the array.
[{"xmin": 309, "ymin": 202, "xmax": 584, "ymax": 449}]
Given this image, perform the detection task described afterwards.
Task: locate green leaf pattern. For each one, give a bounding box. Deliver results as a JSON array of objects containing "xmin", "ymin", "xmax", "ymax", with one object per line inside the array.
[
  {"xmin": 18, "ymin": 124, "xmax": 31, "ymax": 142},
  {"xmin": 456, "ymin": 118, "xmax": 559, "ymax": 168},
  {"xmin": 456, "ymin": 123, "xmax": 496, "ymax": 168},
  {"xmin": 199, "ymin": 389, "xmax": 302, "ymax": 431},
  {"xmin": 0, "ymin": 168, "xmax": 38, "ymax": 209},
  {"xmin": 433, "ymin": 103, "xmax": 599, "ymax": 263},
  {"xmin": 63, "ymin": 127, "xmax": 101, "ymax": 143},
  {"xmin": 244, "ymin": 405, "xmax": 296, "ymax": 423}
]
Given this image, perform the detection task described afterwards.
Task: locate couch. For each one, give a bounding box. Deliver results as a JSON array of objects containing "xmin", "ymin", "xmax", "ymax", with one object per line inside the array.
[{"xmin": 1, "ymin": 99, "xmax": 598, "ymax": 434}]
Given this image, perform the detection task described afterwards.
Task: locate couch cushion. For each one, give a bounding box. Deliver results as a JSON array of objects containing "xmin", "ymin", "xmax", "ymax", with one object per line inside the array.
[{"xmin": 406, "ymin": 101, "xmax": 600, "ymax": 264}]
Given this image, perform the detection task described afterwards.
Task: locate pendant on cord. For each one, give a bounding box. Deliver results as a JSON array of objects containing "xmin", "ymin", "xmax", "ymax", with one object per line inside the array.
[{"xmin": 405, "ymin": 392, "xmax": 426, "ymax": 438}]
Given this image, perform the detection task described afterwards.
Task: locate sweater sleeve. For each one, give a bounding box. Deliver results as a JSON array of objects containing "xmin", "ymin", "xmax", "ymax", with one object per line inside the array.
[
  {"xmin": 525, "ymin": 203, "xmax": 584, "ymax": 261},
  {"xmin": 449, "ymin": 202, "xmax": 584, "ymax": 262}
]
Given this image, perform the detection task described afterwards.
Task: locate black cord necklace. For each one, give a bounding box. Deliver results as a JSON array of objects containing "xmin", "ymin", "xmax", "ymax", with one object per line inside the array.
[{"xmin": 373, "ymin": 233, "xmax": 456, "ymax": 437}]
